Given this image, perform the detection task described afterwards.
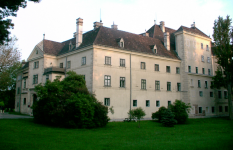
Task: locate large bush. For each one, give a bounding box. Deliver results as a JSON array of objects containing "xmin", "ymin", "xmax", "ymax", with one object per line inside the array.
[
  {"xmin": 161, "ymin": 109, "xmax": 177, "ymax": 127},
  {"xmin": 151, "ymin": 106, "xmax": 167, "ymax": 122},
  {"xmin": 33, "ymin": 71, "xmax": 109, "ymax": 128},
  {"xmin": 170, "ymin": 100, "xmax": 191, "ymax": 124}
]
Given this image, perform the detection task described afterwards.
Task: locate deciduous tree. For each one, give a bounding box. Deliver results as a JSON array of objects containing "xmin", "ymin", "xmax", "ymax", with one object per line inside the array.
[
  {"xmin": 128, "ymin": 107, "xmax": 146, "ymax": 128},
  {"xmin": 0, "ymin": 0, "xmax": 40, "ymax": 44},
  {"xmin": 212, "ymin": 15, "xmax": 233, "ymax": 120}
]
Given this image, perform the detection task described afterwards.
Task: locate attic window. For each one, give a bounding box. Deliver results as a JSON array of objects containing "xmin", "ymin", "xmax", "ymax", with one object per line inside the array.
[
  {"xmin": 69, "ymin": 41, "xmax": 72, "ymax": 50},
  {"xmin": 151, "ymin": 45, "xmax": 157, "ymax": 53},
  {"xmin": 118, "ymin": 38, "xmax": 124, "ymax": 48},
  {"xmin": 36, "ymin": 50, "xmax": 38, "ymax": 54}
]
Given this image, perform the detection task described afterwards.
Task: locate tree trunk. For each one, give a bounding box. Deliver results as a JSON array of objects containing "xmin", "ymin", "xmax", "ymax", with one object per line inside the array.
[{"xmin": 227, "ymin": 83, "xmax": 233, "ymax": 120}]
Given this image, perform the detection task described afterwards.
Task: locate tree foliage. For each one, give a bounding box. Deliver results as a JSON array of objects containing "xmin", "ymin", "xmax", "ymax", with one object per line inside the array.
[
  {"xmin": 161, "ymin": 109, "xmax": 177, "ymax": 127},
  {"xmin": 151, "ymin": 106, "xmax": 167, "ymax": 122},
  {"xmin": 212, "ymin": 15, "xmax": 233, "ymax": 120},
  {"xmin": 33, "ymin": 71, "xmax": 110, "ymax": 128},
  {"xmin": 128, "ymin": 107, "xmax": 146, "ymax": 128},
  {"xmin": 0, "ymin": 0, "xmax": 40, "ymax": 44},
  {"xmin": 169, "ymin": 100, "xmax": 191, "ymax": 124}
]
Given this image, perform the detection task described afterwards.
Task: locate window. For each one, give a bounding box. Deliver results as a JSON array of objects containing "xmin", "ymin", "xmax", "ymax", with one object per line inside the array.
[
  {"xmin": 120, "ymin": 59, "xmax": 125, "ymax": 67},
  {"xmin": 155, "ymin": 81, "xmax": 160, "ymax": 90},
  {"xmin": 82, "ymin": 57, "xmax": 86, "ymax": 65},
  {"xmin": 208, "ymin": 69, "xmax": 211, "ymax": 75},
  {"xmin": 166, "ymin": 66, "xmax": 170, "ymax": 73},
  {"xmin": 201, "ymin": 43, "xmax": 203, "ymax": 49},
  {"xmin": 141, "ymin": 62, "xmax": 146, "ymax": 69},
  {"xmin": 210, "ymin": 92, "xmax": 213, "ymax": 97},
  {"xmin": 60, "ymin": 63, "xmax": 63, "ymax": 68},
  {"xmin": 224, "ymin": 91, "xmax": 228, "ymax": 99},
  {"xmin": 199, "ymin": 107, "xmax": 202, "ymax": 113},
  {"xmin": 225, "ymin": 106, "xmax": 228, "ymax": 112},
  {"xmin": 206, "ymin": 45, "xmax": 209, "ymax": 51},
  {"xmin": 155, "ymin": 64, "xmax": 159, "ymax": 71},
  {"xmin": 218, "ymin": 91, "xmax": 222, "ymax": 99},
  {"xmin": 207, "ymin": 57, "xmax": 210, "ymax": 63},
  {"xmin": 202, "ymin": 68, "xmax": 205, "ymax": 74},
  {"xmin": 212, "ymin": 107, "xmax": 215, "ymax": 113},
  {"xmin": 120, "ymin": 42, "xmax": 124, "ymax": 47},
  {"xmin": 141, "ymin": 79, "xmax": 146, "ymax": 90},
  {"xmin": 176, "ymin": 67, "xmax": 180, "ymax": 74},
  {"xmin": 104, "ymin": 75, "xmax": 111, "ymax": 86},
  {"xmin": 156, "ymin": 100, "xmax": 160, "ymax": 107},
  {"xmin": 168, "ymin": 101, "xmax": 171, "ymax": 107},
  {"xmin": 196, "ymin": 67, "xmax": 198, "ymax": 73},
  {"xmin": 105, "ymin": 56, "xmax": 111, "ymax": 65},
  {"xmin": 146, "ymin": 100, "xmax": 150, "ymax": 107},
  {"xmin": 33, "ymin": 74, "xmax": 38, "ymax": 84},
  {"xmin": 104, "ymin": 98, "xmax": 110, "ymax": 106},
  {"xmin": 120, "ymin": 77, "xmax": 125, "ymax": 88},
  {"xmin": 188, "ymin": 66, "xmax": 191, "ymax": 73},
  {"xmin": 167, "ymin": 82, "xmax": 171, "ymax": 91},
  {"xmin": 133, "ymin": 100, "xmax": 137, "ymax": 107},
  {"xmin": 23, "ymin": 98, "xmax": 26, "ymax": 105},
  {"xmin": 198, "ymin": 80, "xmax": 201, "ymax": 88},
  {"xmin": 46, "ymin": 74, "xmax": 49, "ymax": 81},
  {"xmin": 201, "ymin": 55, "xmax": 204, "ymax": 62},
  {"xmin": 17, "ymin": 87, "xmax": 20, "ymax": 94},
  {"xmin": 199, "ymin": 91, "xmax": 203, "ymax": 97},
  {"xmin": 34, "ymin": 61, "xmax": 39, "ymax": 69},
  {"xmin": 205, "ymin": 81, "xmax": 208, "ymax": 88},
  {"xmin": 177, "ymin": 83, "xmax": 181, "ymax": 91},
  {"xmin": 36, "ymin": 50, "xmax": 38, "ymax": 54},
  {"xmin": 219, "ymin": 106, "xmax": 222, "ymax": 112},
  {"xmin": 23, "ymin": 79, "xmax": 26, "ymax": 88},
  {"xmin": 211, "ymin": 81, "xmax": 214, "ymax": 89},
  {"xmin": 67, "ymin": 61, "xmax": 71, "ymax": 68}
]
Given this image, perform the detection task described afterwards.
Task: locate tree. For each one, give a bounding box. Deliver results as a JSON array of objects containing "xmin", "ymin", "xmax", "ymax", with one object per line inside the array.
[
  {"xmin": 161, "ymin": 109, "xmax": 177, "ymax": 127},
  {"xmin": 151, "ymin": 106, "xmax": 167, "ymax": 122},
  {"xmin": 0, "ymin": 0, "xmax": 40, "ymax": 44},
  {"xmin": 128, "ymin": 107, "xmax": 146, "ymax": 128},
  {"xmin": 212, "ymin": 15, "xmax": 233, "ymax": 120},
  {"xmin": 33, "ymin": 71, "xmax": 110, "ymax": 128},
  {"xmin": 0, "ymin": 36, "xmax": 21, "ymax": 110},
  {"xmin": 169, "ymin": 100, "xmax": 191, "ymax": 124}
]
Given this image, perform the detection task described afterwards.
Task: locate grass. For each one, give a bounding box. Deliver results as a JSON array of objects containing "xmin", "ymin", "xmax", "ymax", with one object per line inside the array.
[{"xmin": 0, "ymin": 118, "xmax": 233, "ymax": 150}]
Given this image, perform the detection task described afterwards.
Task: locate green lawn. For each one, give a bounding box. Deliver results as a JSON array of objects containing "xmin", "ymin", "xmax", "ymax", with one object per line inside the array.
[{"xmin": 0, "ymin": 118, "xmax": 232, "ymax": 150}]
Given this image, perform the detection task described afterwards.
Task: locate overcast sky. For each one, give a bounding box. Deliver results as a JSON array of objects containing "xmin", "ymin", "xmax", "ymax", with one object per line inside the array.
[{"xmin": 8, "ymin": 0, "xmax": 233, "ymax": 61}]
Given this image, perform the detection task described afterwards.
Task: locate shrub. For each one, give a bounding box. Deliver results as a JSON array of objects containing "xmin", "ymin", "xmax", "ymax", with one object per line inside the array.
[
  {"xmin": 151, "ymin": 106, "xmax": 167, "ymax": 122},
  {"xmin": 128, "ymin": 107, "xmax": 146, "ymax": 128},
  {"xmin": 161, "ymin": 109, "xmax": 177, "ymax": 127},
  {"xmin": 170, "ymin": 100, "xmax": 191, "ymax": 124},
  {"xmin": 33, "ymin": 71, "xmax": 109, "ymax": 128}
]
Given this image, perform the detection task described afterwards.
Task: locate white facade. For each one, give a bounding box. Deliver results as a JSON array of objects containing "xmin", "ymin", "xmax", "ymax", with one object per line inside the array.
[{"xmin": 15, "ymin": 19, "xmax": 229, "ymax": 119}]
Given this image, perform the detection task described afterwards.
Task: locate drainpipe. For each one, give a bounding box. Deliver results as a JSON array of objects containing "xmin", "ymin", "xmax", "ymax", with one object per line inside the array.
[
  {"xmin": 65, "ymin": 57, "xmax": 67, "ymax": 77},
  {"xmin": 19, "ymin": 72, "xmax": 23, "ymax": 112},
  {"xmin": 130, "ymin": 53, "xmax": 132, "ymax": 120}
]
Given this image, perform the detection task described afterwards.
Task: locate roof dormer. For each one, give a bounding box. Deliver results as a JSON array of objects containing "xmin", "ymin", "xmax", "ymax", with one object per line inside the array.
[
  {"xmin": 150, "ymin": 45, "xmax": 157, "ymax": 53},
  {"xmin": 117, "ymin": 38, "xmax": 124, "ymax": 48},
  {"xmin": 69, "ymin": 41, "xmax": 73, "ymax": 50}
]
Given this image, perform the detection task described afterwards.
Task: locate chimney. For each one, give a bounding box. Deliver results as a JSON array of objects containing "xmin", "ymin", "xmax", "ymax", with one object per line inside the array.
[
  {"xmin": 76, "ymin": 18, "xmax": 83, "ymax": 48},
  {"xmin": 164, "ymin": 32, "xmax": 170, "ymax": 51},
  {"xmin": 111, "ymin": 22, "xmax": 118, "ymax": 30},
  {"xmin": 191, "ymin": 22, "xmax": 196, "ymax": 28},
  {"xmin": 93, "ymin": 21, "xmax": 103, "ymax": 29},
  {"xmin": 160, "ymin": 21, "xmax": 165, "ymax": 32}
]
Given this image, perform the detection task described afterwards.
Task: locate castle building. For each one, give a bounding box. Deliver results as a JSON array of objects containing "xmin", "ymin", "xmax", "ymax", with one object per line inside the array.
[{"xmin": 15, "ymin": 18, "xmax": 229, "ymax": 119}]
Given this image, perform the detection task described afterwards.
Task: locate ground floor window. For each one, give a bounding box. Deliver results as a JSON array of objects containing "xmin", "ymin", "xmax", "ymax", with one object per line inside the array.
[
  {"xmin": 212, "ymin": 107, "xmax": 215, "ymax": 113},
  {"xmin": 156, "ymin": 100, "xmax": 160, "ymax": 107},
  {"xmin": 199, "ymin": 107, "xmax": 202, "ymax": 113},
  {"xmin": 219, "ymin": 106, "xmax": 222, "ymax": 112},
  {"xmin": 104, "ymin": 98, "xmax": 110, "ymax": 106},
  {"xmin": 23, "ymin": 98, "xmax": 26, "ymax": 105},
  {"xmin": 133, "ymin": 100, "xmax": 137, "ymax": 107},
  {"xmin": 225, "ymin": 106, "xmax": 228, "ymax": 112},
  {"xmin": 146, "ymin": 100, "xmax": 150, "ymax": 107},
  {"xmin": 168, "ymin": 101, "xmax": 171, "ymax": 107}
]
